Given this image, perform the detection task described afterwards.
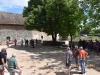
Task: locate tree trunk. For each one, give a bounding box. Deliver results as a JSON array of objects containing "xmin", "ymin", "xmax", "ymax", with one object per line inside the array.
[
  {"xmin": 70, "ymin": 31, "xmax": 73, "ymax": 48},
  {"xmin": 68, "ymin": 24, "xmax": 73, "ymax": 48}
]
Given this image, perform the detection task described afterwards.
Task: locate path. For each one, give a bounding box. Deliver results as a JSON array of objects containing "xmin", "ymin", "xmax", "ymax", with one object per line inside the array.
[{"xmin": 0, "ymin": 44, "xmax": 100, "ymax": 75}]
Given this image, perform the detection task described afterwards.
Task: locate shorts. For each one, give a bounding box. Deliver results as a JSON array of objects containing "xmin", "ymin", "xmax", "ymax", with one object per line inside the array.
[
  {"xmin": 0, "ymin": 65, "xmax": 4, "ymax": 69},
  {"xmin": 10, "ymin": 69, "xmax": 21, "ymax": 75},
  {"xmin": 66, "ymin": 59, "xmax": 72, "ymax": 67},
  {"xmin": 75, "ymin": 58, "xmax": 79, "ymax": 64}
]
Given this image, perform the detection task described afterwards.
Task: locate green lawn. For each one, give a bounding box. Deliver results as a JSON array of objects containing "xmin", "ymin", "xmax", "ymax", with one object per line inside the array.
[{"xmin": 73, "ymin": 36, "xmax": 100, "ymax": 42}]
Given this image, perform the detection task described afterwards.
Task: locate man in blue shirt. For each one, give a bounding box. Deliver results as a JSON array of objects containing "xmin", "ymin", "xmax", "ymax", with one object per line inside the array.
[{"xmin": 66, "ymin": 47, "xmax": 73, "ymax": 75}]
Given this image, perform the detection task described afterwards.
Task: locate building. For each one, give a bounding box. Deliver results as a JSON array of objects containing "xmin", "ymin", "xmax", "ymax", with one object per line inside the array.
[{"xmin": 0, "ymin": 11, "xmax": 52, "ymax": 43}]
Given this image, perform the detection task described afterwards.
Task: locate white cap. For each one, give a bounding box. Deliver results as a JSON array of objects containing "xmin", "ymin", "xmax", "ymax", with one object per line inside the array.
[
  {"xmin": 79, "ymin": 46, "xmax": 83, "ymax": 49},
  {"xmin": 12, "ymin": 53, "xmax": 16, "ymax": 57},
  {"xmin": 75, "ymin": 45, "xmax": 78, "ymax": 48},
  {"xmin": 67, "ymin": 47, "xmax": 70, "ymax": 50}
]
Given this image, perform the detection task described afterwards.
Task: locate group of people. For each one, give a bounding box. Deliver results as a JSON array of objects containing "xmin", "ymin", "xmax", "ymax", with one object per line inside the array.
[
  {"xmin": 6, "ymin": 39, "xmax": 38, "ymax": 48},
  {"xmin": 78, "ymin": 39, "xmax": 100, "ymax": 53},
  {"xmin": 6, "ymin": 39, "xmax": 17, "ymax": 47},
  {"xmin": 66, "ymin": 46, "xmax": 88, "ymax": 75},
  {"xmin": 0, "ymin": 48, "xmax": 22, "ymax": 75},
  {"xmin": 2, "ymin": 40, "xmax": 90, "ymax": 75},
  {"xmin": 20, "ymin": 39, "xmax": 35, "ymax": 48}
]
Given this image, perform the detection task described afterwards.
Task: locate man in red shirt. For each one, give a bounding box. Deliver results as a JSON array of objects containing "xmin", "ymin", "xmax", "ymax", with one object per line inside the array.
[
  {"xmin": 79, "ymin": 46, "xmax": 88, "ymax": 74},
  {"xmin": 14, "ymin": 39, "xmax": 17, "ymax": 47},
  {"xmin": 6, "ymin": 40, "xmax": 9, "ymax": 47}
]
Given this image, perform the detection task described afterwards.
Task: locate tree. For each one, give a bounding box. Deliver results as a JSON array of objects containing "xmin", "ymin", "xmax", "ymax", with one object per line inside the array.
[
  {"xmin": 23, "ymin": 0, "xmax": 84, "ymax": 45},
  {"xmin": 79, "ymin": 0, "xmax": 100, "ymax": 29},
  {"xmin": 59, "ymin": 0, "xmax": 84, "ymax": 45}
]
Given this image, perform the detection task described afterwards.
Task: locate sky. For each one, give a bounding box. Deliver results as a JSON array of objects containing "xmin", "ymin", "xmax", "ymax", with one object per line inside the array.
[{"xmin": 0, "ymin": 0, "xmax": 28, "ymax": 14}]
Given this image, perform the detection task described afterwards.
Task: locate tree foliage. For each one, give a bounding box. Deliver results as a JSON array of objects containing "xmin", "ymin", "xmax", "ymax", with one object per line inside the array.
[
  {"xmin": 79, "ymin": 0, "xmax": 100, "ymax": 30},
  {"xmin": 23, "ymin": 0, "xmax": 84, "ymax": 44}
]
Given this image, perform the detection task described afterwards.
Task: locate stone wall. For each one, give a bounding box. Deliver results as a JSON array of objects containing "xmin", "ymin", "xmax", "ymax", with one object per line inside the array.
[
  {"xmin": 0, "ymin": 25, "xmax": 60, "ymax": 44},
  {"xmin": 32, "ymin": 31, "xmax": 52, "ymax": 41},
  {"xmin": 0, "ymin": 29, "xmax": 62, "ymax": 44},
  {"xmin": 0, "ymin": 29, "xmax": 32, "ymax": 43}
]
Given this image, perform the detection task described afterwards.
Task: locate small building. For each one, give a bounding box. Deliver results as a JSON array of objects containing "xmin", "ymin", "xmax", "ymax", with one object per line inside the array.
[{"xmin": 0, "ymin": 11, "xmax": 54, "ymax": 44}]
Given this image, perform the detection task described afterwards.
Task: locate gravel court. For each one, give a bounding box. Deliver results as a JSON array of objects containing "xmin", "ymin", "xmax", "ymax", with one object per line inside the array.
[{"xmin": 0, "ymin": 44, "xmax": 100, "ymax": 75}]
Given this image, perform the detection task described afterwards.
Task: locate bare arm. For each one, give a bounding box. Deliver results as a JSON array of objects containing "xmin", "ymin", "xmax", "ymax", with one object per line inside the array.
[
  {"xmin": 66, "ymin": 53, "xmax": 69, "ymax": 63},
  {"xmin": 1, "ymin": 58, "xmax": 5, "ymax": 65},
  {"xmin": 16, "ymin": 64, "xmax": 20, "ymax": 69},
  {"xmin": 16, "ymin": 64, "xmax": 22, "ymax": 75},
  {"xmin": 5, "ymin": 55, "xmax": 7, "ymax": 59},
  {"xmin": 79, "ymin": 53, "xmax": 82, "ymax": 60},
  {"xmin": 85, "ymin": 52, "xmax": 88, "ymax": 57},
  {"xmin": 16, "ymin": 64, "xmax": 21, "ymax": 72},
  {"xmin": 1, "ymin": 58, "xmax": 8, "ymax": 69}
]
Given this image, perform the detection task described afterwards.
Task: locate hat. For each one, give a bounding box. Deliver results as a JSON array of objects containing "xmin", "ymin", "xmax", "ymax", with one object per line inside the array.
[
  {"xmin": 75, "ymin": 45, "xmax": 78, "ymax": 48},
  {"xmin": 79, "ymin": 46, "xmax": 83, "ymax": 49},
  {"xmin": 67, "ymin": 47, "xmax": 70, "ymax": 50},
  {"xmin": 12, "ymin": 53, "xmax": 16, "ymax": 57}
]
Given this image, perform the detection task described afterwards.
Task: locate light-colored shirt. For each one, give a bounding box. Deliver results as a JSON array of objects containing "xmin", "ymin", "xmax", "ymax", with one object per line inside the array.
[
  {"xmin": 66, "ymin": 50, "xmax": 73, "ymax": 59},
  {"xmin": 7, "ymin": 57, "xmax": 17, "ymax": 71}
]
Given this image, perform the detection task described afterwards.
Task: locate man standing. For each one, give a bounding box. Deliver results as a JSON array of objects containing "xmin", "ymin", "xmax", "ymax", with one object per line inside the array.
[
  {"xmin": 66, "ymin": 47, "xmax": 73, "ymax": 75},
  {"xmin": 73, "ymin": 45, "xmax": 79, "ymax": 70},
  {"xmin": 6, "ymin": 40, "xmax": 9, "ymax": 47},
  {"xmin": 20, "ymin": 39, "xmax": 24, "ymax": 47},
  {"xmin": 14, "ymin": 39, "xmax": 17, "ymax": 47},
  {"xmin": 7, "ymin": 54, "xmax": 22, "ymax": 75},
  {"xmin": 79, "ymin": 47, "xmax": 88, "ymax": 74},
  {"xmin": 25, "ymin": 39, "xmax": 28, "ymax": 47},
  {"xmin": 1, "ymin": 48, "xmax": 7, "ymax": 64},
  {"xmin": 0, "ymin": 50, "xmax": 7, "ymax": 75}
]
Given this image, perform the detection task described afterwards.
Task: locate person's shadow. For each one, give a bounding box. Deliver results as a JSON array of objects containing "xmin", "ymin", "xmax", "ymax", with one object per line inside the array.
[{"xmin": 55, "ymin": 71, "xmax": 79, "ymax": 75}]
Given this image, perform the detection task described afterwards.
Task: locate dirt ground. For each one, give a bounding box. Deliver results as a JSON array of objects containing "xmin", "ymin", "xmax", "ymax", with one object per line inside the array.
[{"xmin": 0, "ymin": 44, "xmax": 100, "ymax": 75}]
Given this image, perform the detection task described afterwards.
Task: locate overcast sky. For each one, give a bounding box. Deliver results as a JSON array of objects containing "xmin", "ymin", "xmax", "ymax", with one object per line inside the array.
[{"xmin": 0, "ymin": 0, "xmax": 28, "ymax": 14}]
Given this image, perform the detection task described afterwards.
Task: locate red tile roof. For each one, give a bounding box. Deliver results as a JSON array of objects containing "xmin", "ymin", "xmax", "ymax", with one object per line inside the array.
[{"xmin": 0, "ymin": 11, "xmax": 24, "ymax": 25}]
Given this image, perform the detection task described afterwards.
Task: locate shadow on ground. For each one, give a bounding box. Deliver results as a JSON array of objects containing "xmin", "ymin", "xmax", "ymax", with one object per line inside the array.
[
  {"xmin": 9, "ymin": 44, "xmax": 100, "ymax": 75},
  {"xmin": 9, "ymin": 44, "xmax": 66, "ymax": 63},
  {"xmin": 86, "ymin": 52, "xmax": 100, "ymax": 72},
  {"xmin": 55, "ymin": 71, "xmax": 80, "ymax": 75}
]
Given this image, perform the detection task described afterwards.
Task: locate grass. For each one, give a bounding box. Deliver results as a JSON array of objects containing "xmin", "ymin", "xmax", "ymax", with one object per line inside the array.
[{"xmin": 73, "ymin": 36, "xmax": 100, "ymax": 42}]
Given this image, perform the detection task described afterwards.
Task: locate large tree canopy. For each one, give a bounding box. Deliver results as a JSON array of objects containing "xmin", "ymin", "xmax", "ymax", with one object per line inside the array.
[
  {"xmin": 23, "ymin": 0, "xmax": 84, "ymax": 45},
  {"xmin": 79, "ymin": 0, "xmax": 100, "ymax": 32}
]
